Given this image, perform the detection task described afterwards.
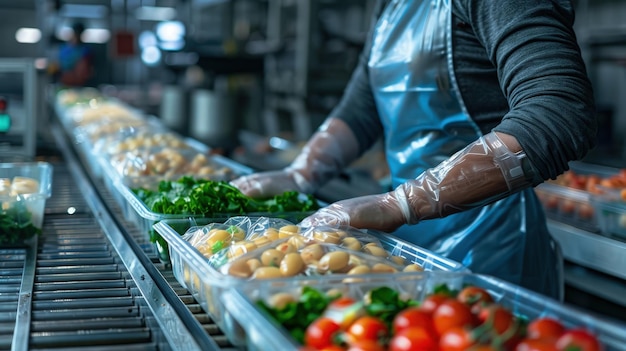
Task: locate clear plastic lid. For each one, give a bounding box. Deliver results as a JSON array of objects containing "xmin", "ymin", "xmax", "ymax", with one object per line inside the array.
[
  {"xmin": 226, "ymin": 271, "xmax": 626, "ymax": 351},
  {"xmin": 108, "ymin": 147, "xmax": 235, "ymax": 185},
  {"xmin": 208, "ymin": 219, "xmax": 425, "ymax": 280}
]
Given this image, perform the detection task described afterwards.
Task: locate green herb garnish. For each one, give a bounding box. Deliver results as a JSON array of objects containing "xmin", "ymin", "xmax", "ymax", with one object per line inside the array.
[
  {"xmin": 0, "ymin": 203, "xmax": 42, "ymax": 245},
  {"xmin": 257, "ymin": 286, "xmax": 336, "ymax": 344}
]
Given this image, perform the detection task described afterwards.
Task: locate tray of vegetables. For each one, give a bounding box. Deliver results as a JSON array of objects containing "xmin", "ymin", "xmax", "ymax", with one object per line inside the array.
[
  {"xmin": 152, "ymin": 217, "xmax": 467, "ymax": 347},
  {"xmin": 222, "ymin": 271, "xmax": 626, "ymax": 351},
  {"xmin": 125, "ymin": 176, "xmax": 319, "ymax": 261},
  {"xmin": 535, "ymin": 161, "xmax": 626, "ymax": 239},
  {"xmin": 0, "ymin": 162, "xmax": 52, "ymax": 246}
]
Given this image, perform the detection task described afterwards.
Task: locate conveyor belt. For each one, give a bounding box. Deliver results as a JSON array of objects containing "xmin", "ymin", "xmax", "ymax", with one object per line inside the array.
[
  {"xmin": 2, "ymin": 165, "xmax": 169, "ymax": 351},
  {"xmin": 46, "ymin": 123, "xmax": 240, "ymax": 350}
]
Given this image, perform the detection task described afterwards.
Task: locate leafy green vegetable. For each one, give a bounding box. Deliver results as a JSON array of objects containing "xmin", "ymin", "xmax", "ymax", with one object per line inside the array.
[
  {"xmin": 136, "ymin": 177, "xmax": 319, "ymax": 262},
  {"xmin": 0, "ymin": 203, "xmax": 42, "ymax": 245},
  {"xmin": 365, "ymin": 286, "xmax": 419, "ymax": 329},
  {"xmin": 133, "ymin": 176, "xmax": 319, "ymax": 218},
  {"xmin": 434, "ymin": 283, "xmax": 458, "ymax": 297},
  {"xmin": 257, "ymin": 286, "xmax": 336, "ymax": 344}
]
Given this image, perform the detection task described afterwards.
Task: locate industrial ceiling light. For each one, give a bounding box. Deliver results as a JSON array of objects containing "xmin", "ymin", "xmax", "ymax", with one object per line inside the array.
[
  {"xmin": 15, "ymin": 28, "xmax": 42, "ymax": 44},
  {"xmin": 82, "ymin": 28, "xmax": 110, "ymax": 44}
]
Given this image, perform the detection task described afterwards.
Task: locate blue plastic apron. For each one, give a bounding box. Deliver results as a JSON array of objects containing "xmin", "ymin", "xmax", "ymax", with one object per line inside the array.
[{"xmin": 368, "ymin": 0, "xmax": 559, "ymax": 297}]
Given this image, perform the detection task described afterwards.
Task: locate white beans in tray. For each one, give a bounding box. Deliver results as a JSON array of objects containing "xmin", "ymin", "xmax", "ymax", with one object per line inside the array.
[
  {"xmin": 0, "ymin": 177, "xmax": 40, "ymax": 196},
  {"xmin": 107, "ymin": 133, "xmax": 189, "ymax": 154},
  {"xmin": 185, "ymin": 218, "xmax": 425, "ymax": 281},
  {"xmin": 109, "ymin": 147, "xmax": 233, "ymax": 179},
  {"xmin": 220, "ymin": 240, "xmax": 423, "ymax": 280}
]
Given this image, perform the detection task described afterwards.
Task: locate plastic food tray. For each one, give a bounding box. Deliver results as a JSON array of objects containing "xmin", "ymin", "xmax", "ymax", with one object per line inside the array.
[
  {"xmin": 535, "ymin": 182, "xmax": 598, "ymax": 233},
  {"xmin": 535, "ymin": 161, "xmax": 626, "ymax": 235},
  {"xmin": 223, "ymin": 271, "xmax": 626, "ymax": 351},
  {"xmin": 592, "ymin": 197, "xmax": 626, "ymax": 241},
  {"xmin": 0, "ymin": 162, "xmax": 53, "ymax": 245},
  {"xmin": 100, "ymin": 155, "xmax": 253, "ymax": 237},
  {"xmin": 153, "ymin": 219, "xmax": 467, "ymax": 346},
  {"xmin": 89, "ymin": 132, "xmax": 209, "ymax": 181}
]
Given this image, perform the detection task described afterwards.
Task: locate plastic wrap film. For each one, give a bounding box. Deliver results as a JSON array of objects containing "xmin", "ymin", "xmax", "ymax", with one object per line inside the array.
[
  {"xmin": 301, "ymin": 132, "xmax": 534, "ymax": 232},
  {"xmin": 396, "ymin": 132, "xmax": 534, "ymax": 224},
  {"xmin": 230, "ymin": 118, "xmax": 359, "ymax": 198}
]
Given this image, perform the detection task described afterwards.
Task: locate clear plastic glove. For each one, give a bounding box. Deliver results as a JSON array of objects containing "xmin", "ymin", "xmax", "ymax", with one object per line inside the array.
[
  {"xmin": 230, "ymin": 118, "xmax": 359, "ymax": 198},
  {"xmin": 300, "ymin": 132, "xmax": 536, "ymax": 232},
  {"xmin": 299, "ymin": 192, "xmax": 408, "ymax": 232}
]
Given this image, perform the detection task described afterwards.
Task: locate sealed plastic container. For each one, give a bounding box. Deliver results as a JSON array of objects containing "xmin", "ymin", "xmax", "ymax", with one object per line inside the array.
[
  {"xmin": 100, "ymin": 157, "xmax": 253, "ymax": 238},
  {"xmin": 223, "ymin": 271, "xmax": 626, "ymax": 351},
  {"xmin": 536, "ymin": 162, "xmax": 626, "ymax": 236},
  {"xmin": 535, "ymin": 182, "xmax": 598, "ymax": 232},
  {"xmin": 0, "ymin": 162, "xmax": 52, "ymax": 246},
  {"xmin": 67, "ymin": 100, "xmax": 143, "ymax": 128},
  {"xmin": 108, "ymin": 147, "xmax": 235, "ymax": 189},
  {"xmin": 592, "ymin": 197, "xmax": 626, "ymax": 240},
  {"xmin": 152, "ymin": 218, "xmax": 466, "ymax": 346}
]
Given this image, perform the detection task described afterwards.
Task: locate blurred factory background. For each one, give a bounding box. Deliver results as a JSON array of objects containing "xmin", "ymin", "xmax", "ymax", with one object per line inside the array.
[{"xmin": 0, "ymin": 0, "xmax": 624, "ymax": 168}]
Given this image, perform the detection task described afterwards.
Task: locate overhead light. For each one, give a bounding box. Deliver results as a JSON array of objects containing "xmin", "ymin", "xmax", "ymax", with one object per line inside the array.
[
  {"xmin": 159, "ymin": 39, "xmax": 185, "ymax": 51},
  {"xmin": 82, "ymin": 29, "xmax": 110, "ymax": 44},
  {"xmin": 15, "ymin": 28, "xmax": 42, "ymax": 44},
  {"xmin": 135, "ymin": 6, "xmax": 177, "ymax": 21},
  {"xmin": 138, "ymin": 31, "xmax": 157, "ymax": 49},
  {"xmin": 156, "ymin": 21, "xmax": 185, "ymax": 42},
  {"xmin": 141, "ymin": 46, "xmax": 162, "ymax": 66},
  {"xmin": 59, "ymin": 4, "xmax": 108, "ymax": 19}
]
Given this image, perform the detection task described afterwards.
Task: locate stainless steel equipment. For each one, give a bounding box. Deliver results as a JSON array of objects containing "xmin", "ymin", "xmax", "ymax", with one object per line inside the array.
[{"xmin": 0, "ymin": 59, "xmax": 38, "ymax": 160}]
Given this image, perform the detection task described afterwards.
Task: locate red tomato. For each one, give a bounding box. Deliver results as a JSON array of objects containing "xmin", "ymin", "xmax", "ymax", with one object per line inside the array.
[
  {"xmin": 346, "ymin": 316, "xmax": 388, "ymax": 343},
  {"xmin": 420, "ymin": 293, "xmax": 450, "ymax": 314},
  {"xmin": 439, "ymin": 326, "xmax": 477, "ymax": 351},
  {"xmin": 389, "ymin": 326, "xmax": 438, "ymax": 351},
  {"xmin": 305, "ymin": 317, "xmax": 342, "ymax": 349},
  {"xmin": 526, "ymin": 318, "xmax": 565, "ymax": 341},
  {"xmin": 320, "ymin": 346, "xmax": 347, "ymax": 351},
  {"xmin": 515, "ymin": 338, "xmax": 559, "ymax": 351},
  {"xmin": 457, "ymin": 286, "xmax": 494, "ymax": 306},
  {"xmin": 478, "ymin": 305, "xmax": 517, "ymax": 337},
  {"xmin": 346, "ymin": 340, "xmax": 385, "ymax": 351},
  {"xmin": 330, "ymin": 297, "xmax": 357, "ymax": 308},
  {"xmin": 433, "ymin": 299, "xmax": 476, "ymax": 335},
  {"xmin": 555, "ymin": 329, "xmax": 602, "ymax": 351},
  {"xmin": 392, "ymin": 307, "xmax": 437, "ymax": 337}
]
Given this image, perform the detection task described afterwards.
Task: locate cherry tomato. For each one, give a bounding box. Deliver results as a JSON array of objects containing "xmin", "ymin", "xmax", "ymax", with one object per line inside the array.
[
  {"xmin": 526, "ymin": 318, "xmax": 565, "ymax": 341},
  {"xmin": 320, "ymin": 346, "xmax": 347, "ymax": 351},
  {"xmin": 439, "ymin": 326, "xmax": 477, "ymax": 351},
  {"xmin": 346, "ymin": 340, "xmax": 385, "ymax": 351},
  {"xmin": 515, "ymin": 338, "xmax": 559, "ymax": 351},
  {"xmin": 419, "ymin": 293, "xmax": 449, "ymax": 314},
  {"xmin": 305, "ymin": 317, "xmax": 342, "ymax": 349},
  {"xmin": 433, "ymin": 299, "xmax": 476, "ymax": 335},
  {"xmin": 478, "ymin": 305, "xmax": 517, "ymax": 336},
  {"xmin": 330, "ymin": 297, "xmax": 357, "ymax": 308},
  {"xmin": 478, "ymin": 304, "xmax": 523, "ymax": 350},
  {"xmin": 457, "ymin": 286, "xmax": 494, "ymax": 306},
  {"xmin": 555, "ymin": 329, "xmax": 602, "ymax": 351},
  {"xmin": 346, "ymin": 316, "xmax": 388, "ymax": 343},
  {"xmin": 389, "ymin": 326, "xmax": 438, "ymax": 351},
  {"xmin": 392, "ymin": 307, "xmax": 437, "ymax": 337}
]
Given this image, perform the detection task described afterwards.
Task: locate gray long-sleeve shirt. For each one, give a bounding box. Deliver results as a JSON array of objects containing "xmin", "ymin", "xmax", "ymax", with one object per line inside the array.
[{"xmin": 331, "ymin": 0, "xmax": 597, "ymax": 184}]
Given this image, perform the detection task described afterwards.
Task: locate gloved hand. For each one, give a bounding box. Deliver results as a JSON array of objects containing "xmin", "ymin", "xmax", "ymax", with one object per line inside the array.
[
  {"xmin": 230, "ymin": 118, "xmax": 359, "ymax": 198},
  {"xmin": 300, "ymin": 132, "xmax": 536, "ymax": 232}
]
